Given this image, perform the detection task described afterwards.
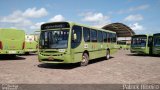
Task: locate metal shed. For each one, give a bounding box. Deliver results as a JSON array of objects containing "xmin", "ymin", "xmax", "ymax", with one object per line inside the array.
[{"xmin": 102, "ymin": 23, "xmax": 135, "ymax": 37}]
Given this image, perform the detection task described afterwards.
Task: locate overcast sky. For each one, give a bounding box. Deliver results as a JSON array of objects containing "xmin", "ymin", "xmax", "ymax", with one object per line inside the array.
[{"xmin": 0, "ymin": 0, "xmax": 160, "ymax": 34}]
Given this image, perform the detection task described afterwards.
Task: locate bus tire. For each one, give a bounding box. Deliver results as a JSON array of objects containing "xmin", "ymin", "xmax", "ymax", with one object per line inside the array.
[
  {"xmin": 80, "ymin": 53, "xmax": 89, "ymax": 66},
  {"xmin": 106, "ymin": 50, "xmax": 110, "ymax": 60}
]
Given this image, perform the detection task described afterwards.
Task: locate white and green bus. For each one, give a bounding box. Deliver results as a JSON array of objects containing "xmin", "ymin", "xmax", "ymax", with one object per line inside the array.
[
  {"xmin": 0, "ymin": 29, "xmax": 25, "ymax": 56},
  {"xmin": 24, "ymin": 34, "xmax": 38, "ymax": 54},
  {"xmin": 130, "ymin": 34, "xmax": 153, "ymax": 55},
  {"xmin": 152, "ymin": 33, "xmax": 160, "ymax": 55},
  {"xmin": 38, "ymin": 22, "xmax": 117, "ymax": 66}
]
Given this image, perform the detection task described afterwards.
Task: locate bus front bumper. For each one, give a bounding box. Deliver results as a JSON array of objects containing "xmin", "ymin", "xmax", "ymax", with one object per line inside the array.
[
  {"xmin": 152, "ymin": 47, "xmax": 160, "ymax": 55},
  {"xmin": 24, "ymin": 49, "xmax": 37, "ymax": 53},
  {"xmin": 130, "ymin": 48, "xmax": 147, "ymax": 54},
  {"xmin": 38, "ymin": 53, "xmax": 73, "ymax": 64},
  {"xmin": 0, "ymin": 50, "xmax": 24, "ymax": 54}
]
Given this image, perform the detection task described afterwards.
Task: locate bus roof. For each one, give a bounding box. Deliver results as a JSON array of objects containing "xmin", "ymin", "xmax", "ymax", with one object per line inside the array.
[
  {"xmin": 132, "ymin": 34, "xmax": 153, "ymax": 37},
  {"xmin": 41, "ymin": 21, "xmax": 116, "ymax": 34},
  {"xmin": 153, "ymin": 33, "xmax": 160, "ymax": 36},
  {"xmin": 0, "ymin": 28, "xmax": 24, "ymax": 32}
]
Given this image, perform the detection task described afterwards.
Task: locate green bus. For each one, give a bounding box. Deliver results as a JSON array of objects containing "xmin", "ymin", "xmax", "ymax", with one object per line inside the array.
[
  {"xmin": 117, "ymin": 41, "xmax": 130, "ymax": 50},
  {"xmin": 24, "ymin": 34, "xmax": 38, "ymax": 54},
  {"xmin": 130, "ymin": 34, "xmax": 153, "ymax": 55},
  {"xmin": 0, "ymin": 29, "xmax": 25, "ymax": 56},
  {"xmin": 38, "ymin": 22, "xmax": 117, "ymax": 66},
  {"xmin": 152, "ymin": 33, "xmax": 160, "ymax": 55}
]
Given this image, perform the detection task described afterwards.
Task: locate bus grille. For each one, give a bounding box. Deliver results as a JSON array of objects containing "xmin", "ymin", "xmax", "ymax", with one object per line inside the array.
[
  {"xmin": 40, "ymin": 53, "xmax": 63, "ymax": 56},
  {"xmin": 42, "ymin": 59, "xmax": 63, "ymax": 62}
]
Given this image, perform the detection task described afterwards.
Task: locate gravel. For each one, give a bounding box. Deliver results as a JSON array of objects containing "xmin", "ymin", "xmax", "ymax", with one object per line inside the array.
[{"xmin": 0, "ymin": 50, "xmax": 160, "ymax": 84}]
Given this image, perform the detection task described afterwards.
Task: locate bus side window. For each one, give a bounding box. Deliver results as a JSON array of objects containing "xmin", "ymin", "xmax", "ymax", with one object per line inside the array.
[
  {"xmin": 71, "ymin": 25, "xmax": 82, "ymax": 48},
  {"xmin": 90, "ymin": 29, "xmax": 97, "ymax": 42},
  {"xmin": 103, "ymin": 32, "xmax": 107, "ymax": 42},
  {"xmin": 83, "ymin": 27, "xmax": 90, "ymax": 42},
  {"xmin": 98, "ymin": 31, "xmax": 103, "ymax": 42},
  {"xmin": 111, "ymin": 33, "xmax": 113, "ymax": 43},
  {"xmin": 112, "ymin": 34, "xmax": 116, "ymax": 43},
  {"xmin": 107, "ymin": 33, "xmax": 110, "ymax": 43}
]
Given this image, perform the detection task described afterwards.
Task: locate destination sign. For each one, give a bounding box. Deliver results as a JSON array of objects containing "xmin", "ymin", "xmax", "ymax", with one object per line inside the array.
[
  {"xmin": 41, "ymin": 22, "xmax": 70, "ymax": 30},
  {"xmin": 154, "ymin": 33, "xmax": 160, "ymax": 36}
]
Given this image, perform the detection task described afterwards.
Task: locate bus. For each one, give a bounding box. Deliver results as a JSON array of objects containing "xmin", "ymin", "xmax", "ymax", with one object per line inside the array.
[
  {"xmin": 130, "ymin": 34, "xmax": 153, "ymax": 55},
  {"xmin": 24, "ymin": 34, "xmax": 38, "ymax": 54},
  {"xmin": 38, "ymin": 22, "xmax": 117, "ymax": 66},
  {"xmin": 152, "ymin": 33, "xmax": 160, "ymax": 55},
  {"xmin": 117, "ymin": 40, "xmax": 130, "ymax": 50},
  {"xmin": 0, "ymin": 29, "xmax": 25, "ymax": 56}
]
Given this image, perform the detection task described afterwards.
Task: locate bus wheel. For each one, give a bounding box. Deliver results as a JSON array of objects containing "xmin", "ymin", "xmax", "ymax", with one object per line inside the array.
[
  {"xmin": 80, "ymin": 53, "xmax": 89, "ymax": 66},
  {"xmin": 106, "ymin": 50, "xmax": 110, "ymax": 60}
]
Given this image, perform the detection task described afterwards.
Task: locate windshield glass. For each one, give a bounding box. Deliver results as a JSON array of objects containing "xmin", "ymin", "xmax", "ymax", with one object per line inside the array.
[
  {"xmin": 131, "ymin": 37, "xmax": 147, "ymax": 47},
  {"xmin": 154, "ymin": 37, "xmax": 160, "ymax": 46},
  {"xmin": 40, "ymin": 29, "xmax": 69, "ymax": 49}
]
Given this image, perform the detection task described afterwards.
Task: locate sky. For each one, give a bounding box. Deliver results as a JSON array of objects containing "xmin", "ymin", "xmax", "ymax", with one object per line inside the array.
[{"xmin": 0, "ymin": 0, "xmax": 160, "ymax": 34}]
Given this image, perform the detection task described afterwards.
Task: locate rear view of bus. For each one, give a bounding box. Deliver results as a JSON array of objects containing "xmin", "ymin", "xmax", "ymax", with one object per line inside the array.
[
  {"xmin": 24, "ymin": 35, "xmax": 38, "ymax": 54},
  {"xmin": 153, "ymin": 33, "xmax": 160, "ymax": 55},
  {"xmin": 130, "ymin": 34, "xmax": 153, "ymax": 55},
  {"xmin": 117, "ymin": 41, "xmax": 130, "ymax": 50},
  {"xmin": 0, "ymin": 29, "xmax": 25, "ymax": 56}
]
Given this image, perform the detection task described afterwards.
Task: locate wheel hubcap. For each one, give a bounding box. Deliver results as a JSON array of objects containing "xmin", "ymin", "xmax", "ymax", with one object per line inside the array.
[
  {"xmin": 82, "ymin": 56, "xmax": 86, "ymax": 63},
  {"xmin": 107, "ymin": 54, "xmax": 110, "ymax": 59}
]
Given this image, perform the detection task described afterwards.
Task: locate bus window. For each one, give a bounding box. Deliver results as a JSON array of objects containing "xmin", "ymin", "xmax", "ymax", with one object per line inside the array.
[
  {"xmin": 83, "ymin": 27, "xmax": 90, "ymax": 42},
  {"xmin": 154, "ymin": 37, "xmax": 160, "ymax": 46},
  {"xmin": 107, "ymin": 33, "xmax": 111, "ymax": 43},
  {"xmin": 112, "ymin": 34, "xmax": 116, "ymax": 43},
  {"xmin": 110, "ymin": 33, "xmax": 112, "ymax": 43},
  {"xmin": 98, "ymin": 31, "xmax": 103, "ymax": 42},
  {"xmin": 103, "ymin": 32, "xmax": 107, "ymax": 42},
  {"xmin": 131, "ymin": 37, "xmax": 147, "ymax": 47},
  {"xmin": 90, "ymin": 29, "xmax": 97, "ymax": 42},
  {"xmin": 71, "ymin": 25, "xmax": 82, "ymax": 48}
]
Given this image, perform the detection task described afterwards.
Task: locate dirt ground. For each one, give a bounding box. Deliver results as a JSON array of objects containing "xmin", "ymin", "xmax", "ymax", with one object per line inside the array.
[{"xmin": 0, "ymin": 50, "xmax": 160, "ymax": 84}]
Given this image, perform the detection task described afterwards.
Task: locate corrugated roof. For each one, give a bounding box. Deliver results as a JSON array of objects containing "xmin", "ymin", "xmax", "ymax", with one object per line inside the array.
[{"xmin": 102, "ymin": 23, "xmax": 135, "ymax": 37}]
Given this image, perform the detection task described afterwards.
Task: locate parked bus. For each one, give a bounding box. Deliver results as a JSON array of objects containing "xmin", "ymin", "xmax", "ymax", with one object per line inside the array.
[
  {"xmin": 34, "ymin": 31, "xmax": 40, "ymax": 42},
  {"xmin": 38, "ymin": 22, "xmax": 117, "ymax": 66},
  {"xmin": 24, "ymin": 34, "xmax": 38, "ymax": 54},
  {"xmin": 0, "ymin": 29, "xmax": 25, "ymax": 56},
  {"xmin": 117, "ymin": 40, "xmax": 130, "ymax": 50},
  {"xmin": 152, "ymin": 33, "xmax": 160, "ymax": 55},
  {"xmin": 130, "ymin": 34, "xmax": 153, "ymax": 55}
]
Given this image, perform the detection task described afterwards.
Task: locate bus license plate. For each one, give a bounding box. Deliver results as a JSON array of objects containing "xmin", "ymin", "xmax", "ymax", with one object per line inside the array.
[{"xmin": 9, "ymin": 51, "xmax": 16, "ymax": 54}]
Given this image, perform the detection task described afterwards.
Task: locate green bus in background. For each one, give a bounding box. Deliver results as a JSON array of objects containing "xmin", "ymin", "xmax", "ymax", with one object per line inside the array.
[
  {"xmin": 0, "ymin": 29, "xmax": 25, "ymax": 56},
  {"xmin": 117, "ymin": 40, "xmax": 130, "ymax": 50},
  {"xmin": 130, "ymin": 34, "xmax": 153, "ymax": 55},
  {"xmin": 24, "ymin": 34, "xmax": 38, "ymax": 54},
  {"xmin": 152, "ymin": 33, "xmax": 160, "ymax": 55},
  {"xmin": 38, "ymin": 22, "xmax": 117, "ymax": 66}
]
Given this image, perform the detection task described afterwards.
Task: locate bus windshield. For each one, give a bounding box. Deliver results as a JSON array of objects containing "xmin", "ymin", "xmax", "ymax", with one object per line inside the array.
[
  {"xmin": 154, "ymin": 37, "xmax": 160, "ymax": 46},
  {"xmin": 39, "ymin": 29, "xmax": 69, "ymax": 49},
  {"xmin": 131, "ymin": 37, "xmax": 147, "ymax": 47}
]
